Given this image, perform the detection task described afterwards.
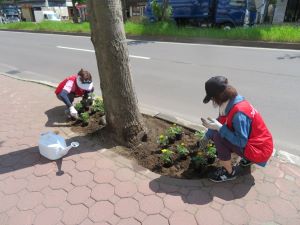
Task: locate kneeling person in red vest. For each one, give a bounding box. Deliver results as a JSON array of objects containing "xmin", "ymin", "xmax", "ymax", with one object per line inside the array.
[
  {"xmin": 199, "ymin": 76, "xmax": 273, "ymax": 182},
  {"xmin": 55, "ymin": 69, "xmax": 94, "ymax": 119}
]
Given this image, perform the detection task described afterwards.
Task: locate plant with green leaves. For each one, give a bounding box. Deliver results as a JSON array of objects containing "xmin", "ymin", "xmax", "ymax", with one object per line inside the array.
[
  {"xmin": 92, "ymin": 97, "xmax": 105, "ymax": 114},
  {"xmin": 192, "ymin": 152, "xmax": 207, "ymax": 168},
  {"xmin": 157, "ymin": 134, "xmax": 169, "ymax": 146},
  {"xmin": 194, "ymin": 130, "xmax": 205, "ymax": 140},
  {"xmin": 161, "ymin": 148, "xmax": 174, "ymax": 164},
  {"xmin": 150, "ymin": 0, "xmax": 172, "ymax": 22},
  {"xmin": 80, "ymin": 112, "xmax": 90, "ymax": 124},
  {"xmin": 206, "ymin": 145, "xmax": 217, "ymax": 158},
  {"xmin": 166, "ymin": 127, "xmax": 176, "ymax": 139},
  {"xmin": 74, "ymin": 102, "xmax": 83, "ymax": 112},
  {"xmin": 177, "ymin": 143, "xmax": 189, "ymax": 156}
]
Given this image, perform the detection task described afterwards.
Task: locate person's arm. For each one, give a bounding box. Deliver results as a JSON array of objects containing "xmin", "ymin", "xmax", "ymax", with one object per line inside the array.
[{"xmin": 219, "ymin": 112, "xmax": 251, "ymax": 148}]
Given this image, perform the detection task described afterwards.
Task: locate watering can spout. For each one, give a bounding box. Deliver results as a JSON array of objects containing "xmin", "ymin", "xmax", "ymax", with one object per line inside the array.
[{"xmin": 60, "ymin": 142, "xmax": 80, "ymax": 157}]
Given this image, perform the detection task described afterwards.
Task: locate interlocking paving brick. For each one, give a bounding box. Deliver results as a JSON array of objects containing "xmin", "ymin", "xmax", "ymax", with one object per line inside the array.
[
  {"xmin": 96, "ymin": 158, "xmax": 115, "ymax": 169},
  {"xmin": 275, "ymin": 178, "xmax": 299, "ymax": 196},
  {"xmin": 117, "ymin": 218, "xmax": 141, "ymax": 225},
  {"xmin": 49, "ymin": 173, "xmax": 72, "ymax": 190},
  {"xmin": 262, "ymin": 166, "xmax": 284, "ymax": 178},
  {"xmin": 195, "ymin": 207, "xmax": 223, "ymax": 225},
  {"xmin": 34, "ymin": 163, "xmax": 55, "ymax": 177},
  {"xmin": 211, "ymin": 186, "xmax": 234, "ymax": 205},
  {"xmin": 27, "ymin": 175, "xmax": 50, "ymax": 191},
  {"xmin": 33, "ymin": 208, "xmax": 62, "ymax": 225},
  {"xmin": 163, "ymin": 194, "xmax": 187, "ymax": 211},
  {"xmin": 221, "ymin": 204, "xmax": 249, "ymax": 225},
  {"xmin": 62, "ymin": 204, "xmax": 88, "ymax": 225},
  {"xmin": 71, "ymin": 171, "xmax": 93, "ymax": 186},
  {"xmin": 17, "ymin": 192, "xmax": 43, "ymax": 210},
  {"xmin": 76, "ymin": 159, "xmax": 96, "ymax": 171},
  {"xmin": 280, "ymin": 163, "xmax": 300, "ymax": 177},
  {"xmin": 67, "ymin": 186, "xmax": 91, "ymax": 204},
  {"xmin": 0, "ymin": 194, "xmax": 18, "ymax": 213},
  {"xmin": 143, "ymin": 215, "xmax": 169, "ymax": 225},
  {"xmin": 137, "ymin": 180, "xmax": 160, "ymax": 195},
  {"xmin": 115, "ymin": 168, "xmax": 135, "ymax": 181},
  {"xmin": 88, "ymin": 201, "xmax": 114, "ymax": 222},
  {"xmin": 60, "ymin": 160, "xmax": 75, "ymax": 173},
  {"xmin": 8, "ymin": 210, "xmax": 35, "ymax": 225},
  {"xmin": 1, "ymin": 177, "xmax": 27, "ymax": 194},
  {"xmin": 91, "ymin": 183, "xmax": 114, "ymax": 201},
  {"xmin": 255, "ymin": 182, "xmax": 280, "ymax": 197},
  {"xmin": 169, "ymin": 211, "xmax": 197, "ymax": 225},
  {"xmin": 245, "ymin": 200, "xmax": 274, "ymax": 222},
  {"xmin": 94, "ymin": 169, "xmax": 114, "ymax": 183},
  {"xmin": 115, "ymin": 181, "xmax": 137, "ymax": 198},
  {"xmin": 12, "ymin": 167, "xmax": 34, "ymax": 179},
  {"xmin": 139, "ymin": 195, "xmax": 164, "ymax": 214},
  {"xmin": 115, "ymin": 198, "xmax": 139, "ymax": 218},
  {"xmin": 269, "ymin": 197, "xmax": 298, "ymax": 218},
  {"xmin": 186, "ymin": 189, "xmax": 211, "ymax": 205},
  {"xmin": 232, "ymin": 183, "xmax": 257, "ymax": 200}
]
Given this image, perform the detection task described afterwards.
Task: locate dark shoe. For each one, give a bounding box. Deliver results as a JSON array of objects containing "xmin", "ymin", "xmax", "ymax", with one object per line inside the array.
[
  {"xmin": 209, "ymin": 167, "xmax": 237, "ymax": 182},
  {"xmin": 239, "ymin": 158, "xmax": 252, "ymax": 167}
]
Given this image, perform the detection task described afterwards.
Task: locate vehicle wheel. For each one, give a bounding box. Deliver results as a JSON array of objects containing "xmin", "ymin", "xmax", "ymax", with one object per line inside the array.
[{"xmin": 222, "ymin": 22, "xmax": 235, "ymax": 30}]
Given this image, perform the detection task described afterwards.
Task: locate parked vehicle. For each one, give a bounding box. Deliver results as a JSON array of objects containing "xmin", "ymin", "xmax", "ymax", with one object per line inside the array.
[
  {"xmin": 0, "ymin": 4, "xmax": 21, "ymax": 23},
  {"xmin": 145, "ymin": 0, "xmax": 257, "ymax": 27},
  {"xmin": 43, "ymin": 11, "xmax": 61, "ymax": 21}
]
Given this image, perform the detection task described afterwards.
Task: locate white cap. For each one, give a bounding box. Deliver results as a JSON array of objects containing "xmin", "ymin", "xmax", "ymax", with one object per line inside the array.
[{"xmin": 76, "ymin": 76, "xmax": 93, "ymax": 91}]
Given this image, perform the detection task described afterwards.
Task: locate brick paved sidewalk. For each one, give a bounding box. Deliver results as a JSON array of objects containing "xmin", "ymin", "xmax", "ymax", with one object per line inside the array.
[{"xmin": 0, "ymin": 75, "xmax": 299, "ymax": 225}]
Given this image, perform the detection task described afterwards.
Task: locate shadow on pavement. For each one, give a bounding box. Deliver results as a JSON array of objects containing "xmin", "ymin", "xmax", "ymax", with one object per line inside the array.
[
  {"xmin": 44, "ymin": 105, "xmax": 72, "ymax": 127},
  {"xmin": 127, "ymin": 40, "xmax": 155, "ymax": 46},
  {"xmin": 149, "ymin": 167, "xmax": 254, "ymax": 205},
  {"xmin": 0, "ymin": 135, "xmax": 104, "ymax": 177},
  {"xmin": 277, "ymin": 54, "xmax": 300, "ymax": 60}
]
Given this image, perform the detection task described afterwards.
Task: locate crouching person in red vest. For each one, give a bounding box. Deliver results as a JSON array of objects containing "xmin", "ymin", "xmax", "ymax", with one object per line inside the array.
[
  {"xmin": 199, "ymin": 76, "xmax": 273, "ymax": 182},
  {"xmin": 55, "ymin": 69, "xmax": 94, "ymax": 119}
]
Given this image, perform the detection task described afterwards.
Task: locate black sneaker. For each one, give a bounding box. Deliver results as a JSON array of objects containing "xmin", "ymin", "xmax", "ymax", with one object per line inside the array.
[
  {"xmin": 239, "ymin": 158, "xmax": 252, "ymax": 167},
  {"xmin": 209, "ymin": 167, "xmax": 237, "ymax": 182}
]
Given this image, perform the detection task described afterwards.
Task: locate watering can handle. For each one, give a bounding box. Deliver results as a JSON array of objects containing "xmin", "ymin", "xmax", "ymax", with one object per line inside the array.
[{"xmin": 71, "ymin": 142, "xmax": 80, "ymax": 148}]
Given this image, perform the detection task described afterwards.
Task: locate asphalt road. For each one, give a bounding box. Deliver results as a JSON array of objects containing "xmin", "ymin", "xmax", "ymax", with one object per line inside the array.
[{"xmin": 0, "ymin": 30, "xmax": 299, "ymax": 156}]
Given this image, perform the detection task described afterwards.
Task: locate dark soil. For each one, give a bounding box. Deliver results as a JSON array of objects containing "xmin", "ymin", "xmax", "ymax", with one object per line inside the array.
[{"xmin": 70, "ymin": 113, "xmax": 239, "ymax": 179}]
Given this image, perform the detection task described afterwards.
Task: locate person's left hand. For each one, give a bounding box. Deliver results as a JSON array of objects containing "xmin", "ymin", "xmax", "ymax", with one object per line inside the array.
[{"xmin": 201, "ymin": 117, "xmax": 222, "ymax": 131}]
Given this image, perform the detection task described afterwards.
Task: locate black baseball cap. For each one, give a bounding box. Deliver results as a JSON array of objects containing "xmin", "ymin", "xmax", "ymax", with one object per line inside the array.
[{"xmin": 203, "ymin": 76, "xmax": 228, "ymax": 103}]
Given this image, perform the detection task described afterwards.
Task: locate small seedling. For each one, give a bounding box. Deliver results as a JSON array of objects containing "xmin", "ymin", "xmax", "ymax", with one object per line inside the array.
[
  {"xmin": 92, "ymin": 98, "xmax": 105, "ymax": 114},
  {"xmin": 195, "ymin": 130, "xmax": 205, "ymax": 140},
  {"xmin": 80, "ymin": 112, "xmax": 90, "ymax": 125},
  {"xmin": 161, "ymin": 149, "xmax": 174, "ymax": 164},
  {"xmin": 206, "ymin": 144, "xmax": 217, "ymax": 158},
  {"xmin": 177, "ymin": 143, "xmax": 189, "ymax": 156},
  {"xmin": 74, "ymin": 102, "xmax": 83, "ymax": 112},
  {"xmin": 166, "ymin": 127, "xmax": 176, "ymax": 139},
  {"xmin": 192, "ymin": 152, "xmax": 207, "ymax": 168},
  {"xmin": 157, "ymin": 134, "xmax": 169, "ymax": 146},
  {"xmin": 172, "ymin": 124, "xmax": 183, "ymax": 135}
]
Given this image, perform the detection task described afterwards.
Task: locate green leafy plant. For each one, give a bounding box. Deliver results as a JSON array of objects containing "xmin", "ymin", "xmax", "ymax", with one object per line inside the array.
[
  {"xmin": 192, "ymin": 152, "xmax": 207, "ymax": 168},
  {"xmin": 150, "ymin": 0, "xmax": 172, "ymax": 22},
  {"xmin": 177, "ymin": 143, "xmax": 189, "ymax": 156},
  {"xmin": 194, "ymin": 130, "xmax": 205, "ymax": 140},
  {"xmin": 74, "ymin": 102, "xmax": 83, "ymax": 112},
  {"xmin": 92, "ymin": 97, "xmax": 105, "ymax": 114},
  {"xmin": 166, "ymin": 127, "xmax": 176, "ymax": 139},
  {"xmin": 80, "ymin": 112, "xmax": 90, "ymax": 124},
  {"xmin": 161, "ymin": 148, "xmax": 174, "ymax": 164},
  {"xmin": 157, "ymin": 134, "xmax": 169, "ymax": 146},
  {"xmin": 206, "ymin": 144, "xmax": 217, "ymax": 158},
  {"xmin": 172, "ymin": 124, "xmax": 183, "ymax": 135}
]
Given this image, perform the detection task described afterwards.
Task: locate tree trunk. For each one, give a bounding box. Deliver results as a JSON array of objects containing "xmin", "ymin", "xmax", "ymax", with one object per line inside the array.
[
  {"xmin": 162, "ymin": 0, "xmax": 169, "ymax": 21},
  {"xmin": 121, "ymin": 0, "xmax": 127, "ymax": 22},
  {"xmin": 72, "ymin": 0, "xmax": 79, "ymax": 23},
  {"xmin": 87, "ymin": 0, "xmax": 147, "ymax": 146}
]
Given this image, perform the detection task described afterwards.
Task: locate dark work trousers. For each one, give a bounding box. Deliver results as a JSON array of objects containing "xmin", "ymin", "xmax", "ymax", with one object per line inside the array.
[
  {"xmin": 56, "ymin": 92, "xmax": 75, "ymax": 108},
  {"xmin": 211, "ymin": 130, "xmax": 244, "ymax": 161}
]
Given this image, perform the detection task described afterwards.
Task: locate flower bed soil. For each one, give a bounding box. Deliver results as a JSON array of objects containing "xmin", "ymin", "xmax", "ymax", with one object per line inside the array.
[{"xmin": 69, "ymin": 113, "xmax": 239, "ymax": 179}]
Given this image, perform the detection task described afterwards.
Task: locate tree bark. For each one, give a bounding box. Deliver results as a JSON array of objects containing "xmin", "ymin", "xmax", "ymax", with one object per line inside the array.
[
  {"xmin": 162, "ymin": 0, "xmax": 169, "ymax": 21},
  {"xmin": 121, "ymin": 0, "xmax": 127, "ymax": 22},
  {"xmin": 87, "ymin": 0, "xmax": 147, "ymax": 146}
]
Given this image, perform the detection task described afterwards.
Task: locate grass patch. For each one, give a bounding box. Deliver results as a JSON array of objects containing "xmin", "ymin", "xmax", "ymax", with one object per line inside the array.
[{"xmin": 1, "ymin": 20, "xmax": 299, "ymax": 43}]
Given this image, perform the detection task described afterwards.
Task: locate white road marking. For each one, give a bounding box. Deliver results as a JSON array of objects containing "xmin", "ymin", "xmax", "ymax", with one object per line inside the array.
[{"xmin": 56, "ymin": 45, "xmax": 151, "ymax": 60}]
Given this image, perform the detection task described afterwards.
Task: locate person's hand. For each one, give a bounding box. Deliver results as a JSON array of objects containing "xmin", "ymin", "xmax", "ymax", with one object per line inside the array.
[
  {"xmin": 69, "ymin": 106, "xmax": 78, "ymax": 119},
  {"xmin": 201, "ymin": 117, "xmax": 222, "ymax": 131}
]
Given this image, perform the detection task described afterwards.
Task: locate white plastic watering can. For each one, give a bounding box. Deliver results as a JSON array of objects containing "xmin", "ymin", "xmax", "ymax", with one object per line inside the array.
[{"xmin": 38, "ymin": 131, "xmax": 79, "ymax": 160}]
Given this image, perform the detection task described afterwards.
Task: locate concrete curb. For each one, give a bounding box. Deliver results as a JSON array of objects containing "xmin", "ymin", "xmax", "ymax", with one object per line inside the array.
[
  {"xmin": 1, "ymin": 73, "xmax": 299, "ymax": 168},
  {"xmin": 1, "ymin": 28, "xmax": 300, "ymax": 50}
]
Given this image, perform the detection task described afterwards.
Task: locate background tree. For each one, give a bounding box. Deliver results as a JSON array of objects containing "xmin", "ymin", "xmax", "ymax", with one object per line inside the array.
[
  {"xmin": 87, "ymin": 0, "xmax": 147, "ymax": 146},
  {"xmin": 151, "ymin": 0, "xmax": 172, "ymax": 21}
]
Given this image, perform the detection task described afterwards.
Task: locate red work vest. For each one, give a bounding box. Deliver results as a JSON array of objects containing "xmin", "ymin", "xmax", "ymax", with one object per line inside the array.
[
  {"xmin": 55, "ymin": 75, "xmax": 85, "ymax": 97},
  {"xmin": 218, "ymin": 100, "xmax": 273, "ymax": 163}
]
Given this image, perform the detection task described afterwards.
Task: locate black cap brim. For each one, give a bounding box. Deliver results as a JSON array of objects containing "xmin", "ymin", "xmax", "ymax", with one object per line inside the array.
[{"xmin": 203, "ymin": 95, "xmax": 211, "ymax": 104}]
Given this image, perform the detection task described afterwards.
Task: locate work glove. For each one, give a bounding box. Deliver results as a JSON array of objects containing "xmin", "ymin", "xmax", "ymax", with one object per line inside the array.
[
  {"xmin": 201, "ymin": 117, "xmax": 222, "ymax": 131},
  {"xmin": 69, "ymin": 106, "xmax": 78, "ymax": 119},
  {"xmin": 198, "ymin": 136, "xmax": 209, "ymax": 150}
]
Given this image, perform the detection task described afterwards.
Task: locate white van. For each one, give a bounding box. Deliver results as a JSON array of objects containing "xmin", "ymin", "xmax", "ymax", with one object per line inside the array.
[{"xmin": 43, "ymin": 11, "xmax": 61, "ymax": 21}]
